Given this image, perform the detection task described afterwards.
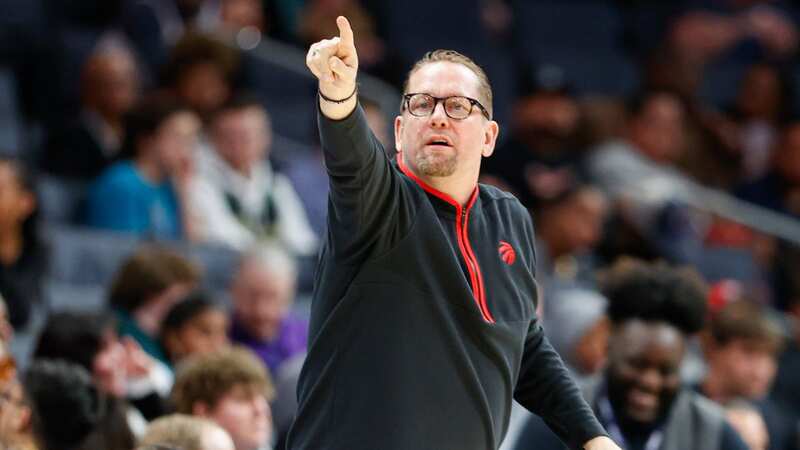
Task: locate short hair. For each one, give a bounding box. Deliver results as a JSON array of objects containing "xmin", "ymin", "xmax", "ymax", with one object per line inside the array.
[
  {"xmin": 237, "ymin": 243, "xmax": 298, "ymax": 283},
  {"xmin": 709, "ymin": 301, "xmax": 784, "ymax": 354},
  {"xmin": 172, "ymin": 347, "xmax": 274, "ymax": 414},
  {"xmin": 23, "ymin": 359, "xmax": 104, "ymax": 450},
  {"xmin": 139, "ymin": 414, "xmax": 227, "ymax": 450},
  {"xmin": 162, "ymin": 291, "xmax": 224, "ymax": 335},
  {"xmin": 34, "ymin": 311, "xmax": 116, "ymax": 371},
  {"xmin": 162, "ymin": 32, "xmax": 239, "ymax": 88},
  {"xmin": 108, "ymin": 245, "xmax": 201, "ymax": 312},
  {"xmin": 120, "ymin": 93, "xmax": 190, "ymax": 159},
  {"xmin": 402, "ymin": 49, "xmax": 493, "ymax": 119},
  {"xmin": 602, "ymin": 259, "xmax": 708, "ymax": 335}
]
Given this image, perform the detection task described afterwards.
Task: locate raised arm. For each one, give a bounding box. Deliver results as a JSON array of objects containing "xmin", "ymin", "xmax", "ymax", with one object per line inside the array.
[{"xmin": 306, "ymin": 16, "xmax": 359, "ymax": 120}]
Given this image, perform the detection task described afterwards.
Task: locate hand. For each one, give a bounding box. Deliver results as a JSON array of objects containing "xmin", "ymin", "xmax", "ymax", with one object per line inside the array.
[
  {"xmin": 122, "ymin": 336, "xmax": 153, "ymax": 379},
  {"xmin": 584, "ymin": 436, "xmax": 623, "ymax": 450},
  {"xmin": 306, "ymin": 16, "xmax": 359, "ymax": 119}
]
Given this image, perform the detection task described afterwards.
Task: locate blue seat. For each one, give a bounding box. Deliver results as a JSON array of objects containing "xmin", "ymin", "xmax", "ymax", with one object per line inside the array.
[{"xmin": 531, "ymin": 47, "xmax": 639, "ymax": 97}]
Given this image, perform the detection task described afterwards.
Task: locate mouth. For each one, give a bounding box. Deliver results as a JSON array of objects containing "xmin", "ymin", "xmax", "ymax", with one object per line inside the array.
[
  {"xmin": 424, "ymin": 135, "xmax": 454, "ymax": 148},
  {"xmin": 627, "ymin": 387, "xmax": 659, "ymax": 413}
]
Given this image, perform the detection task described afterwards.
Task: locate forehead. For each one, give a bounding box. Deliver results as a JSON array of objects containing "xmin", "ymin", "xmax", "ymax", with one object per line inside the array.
[
  {"xmin": 613, "ymin": 320, "xmax": 684, "ymax": 357},
  {"xmin": 408, "ymin": 61, "xmax": 482, "ymax": 99}
]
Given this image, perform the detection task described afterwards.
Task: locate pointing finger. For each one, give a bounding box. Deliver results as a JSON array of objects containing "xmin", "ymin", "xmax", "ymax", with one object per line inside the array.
[{"xmin": 337, "ymin": 16, "xmax": 355, "ymax": 52}]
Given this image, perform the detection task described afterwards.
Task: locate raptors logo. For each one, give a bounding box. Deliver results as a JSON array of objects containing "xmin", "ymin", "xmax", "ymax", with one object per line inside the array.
[{"xmin": 498, "ymin": 241, "xmax": 516, "ymax": 265}]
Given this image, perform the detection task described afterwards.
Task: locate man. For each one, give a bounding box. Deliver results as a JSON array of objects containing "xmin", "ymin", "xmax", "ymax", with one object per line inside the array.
[
  {"xmin": 229, "ymin": 245, "xmax": 307, "ymax": 374},
  {"xmin": 172, "ymin": 348, "xmax": 274, "ymax": 450},
  {"xmin": 42, "ymin": 42, "xmax": 139, "ymax": 180},
  {"xmin": 699, "ymin": 301, "xmax": 797, "ymax": 450},
  {"xmin": 190, "ymin": 95, "xmax": 318, "ymax": 256},
  {"xmin": 287, "ymin": 16, "xmax": 618, "ymax": 450},
  {"xmin": 514, "ymin": 260, "xmax": 750, "ymax": 450}
]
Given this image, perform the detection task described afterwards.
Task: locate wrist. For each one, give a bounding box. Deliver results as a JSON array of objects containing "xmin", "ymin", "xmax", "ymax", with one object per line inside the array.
[{"xmin": 319, "ymin": 84, "xmax": 357, "ymax": 103}]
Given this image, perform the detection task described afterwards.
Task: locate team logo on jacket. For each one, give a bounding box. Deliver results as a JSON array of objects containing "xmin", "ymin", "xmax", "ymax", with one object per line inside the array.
[{"xmin": 498, "ymin": 241, "xmax": 516, "ymax": 265}]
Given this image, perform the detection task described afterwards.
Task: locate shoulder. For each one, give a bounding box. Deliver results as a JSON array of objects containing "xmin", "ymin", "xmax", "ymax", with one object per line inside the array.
[{"xmin": 479, "ymin": 182, "xmax": 525, "ymax": 209}]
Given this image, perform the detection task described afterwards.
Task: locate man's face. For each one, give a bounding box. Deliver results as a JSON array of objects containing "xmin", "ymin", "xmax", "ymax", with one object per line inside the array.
[
  {"xmin": 231, "ymin": 260, "xmax": 295, "ymax": 342},
  {"xmin": 709, "ymin": 339, "xmax": 778, "ymax": 399},
  {"xmin": 606, "ymin": 320, "xmax": 685, "ymax": 425},
  {"xmin": 206, "ymin": 385, "xmax": 271, "ymax": 450},
  {"xmin": 395, "ymin": 62, "xmax": 499, "ymax": 182},
  {"xmin": 212, "ymin": 107, "xmax": 270, "ymax": 175}
]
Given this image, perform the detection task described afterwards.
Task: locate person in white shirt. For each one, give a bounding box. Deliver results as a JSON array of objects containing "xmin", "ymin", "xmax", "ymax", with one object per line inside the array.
[{"xmin": 190, "ymin": 94, "xmax": 318, "ymax": 256}]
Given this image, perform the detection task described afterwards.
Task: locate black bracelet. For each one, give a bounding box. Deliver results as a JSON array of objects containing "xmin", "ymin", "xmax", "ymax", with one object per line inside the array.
[{"xmin": 318, "ymin": 85, "xmax": 358, "ymax": 104}]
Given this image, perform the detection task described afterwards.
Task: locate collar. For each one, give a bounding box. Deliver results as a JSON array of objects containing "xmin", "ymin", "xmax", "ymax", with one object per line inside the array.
[{"xmin": 395, "ymin": 152, "xmax": 479, "ymax": 221}]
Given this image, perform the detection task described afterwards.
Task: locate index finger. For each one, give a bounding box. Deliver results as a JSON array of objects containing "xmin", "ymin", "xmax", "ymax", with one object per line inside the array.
[{"xmin": 337, "ymin": 16, "xmax": 355, "ymax": 51}]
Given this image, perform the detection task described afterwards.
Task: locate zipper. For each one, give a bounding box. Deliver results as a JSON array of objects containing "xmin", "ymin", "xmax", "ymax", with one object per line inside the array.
[
  {"xmin": 396, "ymin": 153, "xmax": 494, "ymax": 323},
  {"xmin": 458, "ymin": 203, "xmax": 494, "ymax": 323}
]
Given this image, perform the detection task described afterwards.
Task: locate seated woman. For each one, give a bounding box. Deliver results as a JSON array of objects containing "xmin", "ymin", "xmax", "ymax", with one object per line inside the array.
[{"xmin": 0, "ymin": 157, "xmax": 47, "ymax": 330}]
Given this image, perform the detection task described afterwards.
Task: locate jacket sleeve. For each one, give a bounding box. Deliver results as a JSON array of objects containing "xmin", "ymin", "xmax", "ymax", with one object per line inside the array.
[
  {"xmin": 318, "ymin": 102, "xmax": 414, "ymax": 261},
  {"xmin": 514, "ymin": 319, "xmax": 608, "ymax": 450}
]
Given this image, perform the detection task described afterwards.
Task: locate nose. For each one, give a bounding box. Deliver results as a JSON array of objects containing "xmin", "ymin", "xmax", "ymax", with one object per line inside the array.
[
  {"xmin": 637, "ymin": 367, "xmax": 663, "ymax": 393},
  {"xmin": 429, "ymin": 101, "xmax": 450, "ymax": 128}
]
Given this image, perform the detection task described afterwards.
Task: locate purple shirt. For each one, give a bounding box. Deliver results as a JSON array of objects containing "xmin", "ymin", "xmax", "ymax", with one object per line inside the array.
[{"xmin": 230, "ymin": 313, "xmax": 309, "ymax": 373}]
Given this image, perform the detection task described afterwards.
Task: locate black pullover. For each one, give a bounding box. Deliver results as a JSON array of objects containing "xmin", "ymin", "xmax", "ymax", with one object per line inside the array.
[{"xmin": 286, "ymin": 104, "xmax": 606, "ymax": 450}]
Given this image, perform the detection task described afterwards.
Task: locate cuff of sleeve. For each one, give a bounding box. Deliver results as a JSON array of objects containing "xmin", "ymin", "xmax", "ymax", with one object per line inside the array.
[{"xmin": 568, "ymin": 422, "xmax": 610, "ymax": 450}]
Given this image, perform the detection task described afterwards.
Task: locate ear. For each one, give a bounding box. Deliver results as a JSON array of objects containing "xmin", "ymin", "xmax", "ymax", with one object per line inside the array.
[
  {"xmin": 193, "ymin": 401, "xmax": 210, "ymax": 417},
  {"xmin": 163, "ymin": 331, "xmax": 184, "ymax": 360},
  {"xmin": 394, "ymin": 115, "xmax": 403, "ymax": 153},
  {"xmin": 481, "ymin": 120, "xmax": 500, "ymax": 158},
  {"xmin": 17, "ymin": 191, "xmax": 36, "ymax": 218}
]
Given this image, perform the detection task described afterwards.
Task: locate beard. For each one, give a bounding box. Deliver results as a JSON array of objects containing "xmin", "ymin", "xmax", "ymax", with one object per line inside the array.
[{"xmin": 413, "ymin": 147, "xmax": 457, "ymax": 177}]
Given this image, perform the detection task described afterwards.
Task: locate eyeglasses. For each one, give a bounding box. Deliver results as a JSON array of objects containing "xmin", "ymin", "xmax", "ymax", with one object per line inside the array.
[{"xmin": 402, "ymin": 93, "xmax": 491, "ymax": 120}]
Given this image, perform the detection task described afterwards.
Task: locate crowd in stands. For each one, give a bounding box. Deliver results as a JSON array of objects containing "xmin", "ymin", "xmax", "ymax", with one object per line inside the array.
[{"xmin": 2, "ymin": 0, "xmax": 800, "ymax": 449}]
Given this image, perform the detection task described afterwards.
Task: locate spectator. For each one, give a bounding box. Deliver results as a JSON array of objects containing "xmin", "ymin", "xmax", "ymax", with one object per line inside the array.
[
  {"xmin": 123, "ymin": 0, "xmax": 222, "ymax": 76},
  {"xmin": 736, "ymin": 120, "xmax": 800, "ymax": 218},
  {"xmin": 0, "ymin": 356, "xmax": 32, "ymax": 450},
  {"xmin": 23, "ymin": 359, "xmax": 135, "ymax": 450},
  {"xmin": 298, "ymin": 0, "xmax": 385, "ymax": 70},
  {"xmin": 229, "ymin": 245, "xmax": 307, "ymax": 374},
  {"xmin": 139, "ymin": 414, "xmax": 235, "ymax": 450},
  {"xmin": 587, "ymin": 90, "xmax": 705, "ymax": 264},
  {"xmin": 482, "ymin": 64, "xmax": 584, "ymax": 209},
  {"xmin": 771, "ymin": 247, "xmax": 800, "ymax": 417},
  {"xmin": 108, "ymin": 245, "xmax": 201, "ymax": 364},
  {"xmin": 162, "ymin": 32, "xmax": 239, "ymax": 123},
  {"xmin": 725, "ymin": 401, "xmax": 771, "ymax": 450},
  {"xmin": 699, "ymin": 300, "xmax": 796, "ymax": 450},
  {"xmin": 172, "ymin": 347, "xmax": 274, "ymax": 450},
  {"xmin": 534, "ymin": 184, "xmax": 608, "ymax": 299},
  {"xmin": 0, "ymin": 293, "xmax": 14, "ymax": 343},
  {"xmin": 729, "ymin": 63, "xmax": 793, "ymax": 182},
  {"xmin": 514, "ymin": 259, "xmax": 749, "ymax": 450},
  {"xmin": 0, "ymin": 157, "xmax": 47, "ymax": 330},
  {"xmin": 668, "ymin": 2, "xmax": 798, "ymax": 66},
  {"xmin": 85, "ymin": 94, "xmax": 202, "ymax": 240},
  {"xmin": 41, "ymin": 42, "xmax": 140, "ymax": 180},
  {"xmin": 190, "ymin": 94, "xmax": 318, "ymax": 255},
  {"xmin": 543, "ymin": 289, "xmax": 609, "ymax": 397},
  {"xmin": 161, "ymin": 292, "xmax": 230, "ymax": 365},
  {"xmin": 34, "ymin": 311, "xmax": 172, "ymax": 425}
]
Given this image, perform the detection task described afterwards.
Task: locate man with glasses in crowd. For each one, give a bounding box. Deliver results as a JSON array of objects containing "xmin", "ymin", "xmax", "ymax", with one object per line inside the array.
[{"xmin": 287, "ymin": 16, "xmax": 621, "ymax": 450}]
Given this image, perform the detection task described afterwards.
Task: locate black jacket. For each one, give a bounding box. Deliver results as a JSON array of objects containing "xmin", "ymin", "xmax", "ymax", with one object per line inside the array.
[{"xmin": 287, "ymin": 105, "xmax": 605, "ymax": 450}]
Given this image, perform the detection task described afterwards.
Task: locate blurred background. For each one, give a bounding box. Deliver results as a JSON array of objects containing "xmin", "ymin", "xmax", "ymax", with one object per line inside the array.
[{"xmin": 2, "ymin": 1, "xmax": 800, "ymax": 450}]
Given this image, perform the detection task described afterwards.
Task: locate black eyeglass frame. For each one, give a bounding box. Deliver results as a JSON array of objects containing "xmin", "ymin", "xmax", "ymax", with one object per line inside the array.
[{"xmin": 402, "ymin": 93, "xmax": 491, "ymax": 121}]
